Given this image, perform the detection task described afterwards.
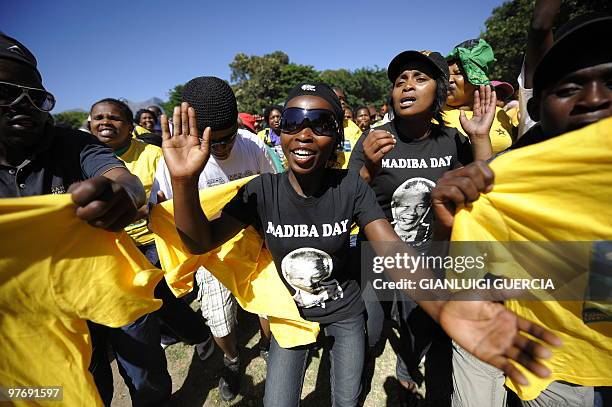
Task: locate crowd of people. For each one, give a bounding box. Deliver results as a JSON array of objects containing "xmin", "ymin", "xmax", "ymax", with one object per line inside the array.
[{"xmin": 0, "ymin": 1, "xmax": 610, "ymax": 406}]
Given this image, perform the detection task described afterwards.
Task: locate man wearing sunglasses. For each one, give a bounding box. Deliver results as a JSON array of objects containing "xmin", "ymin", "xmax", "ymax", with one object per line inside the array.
[
  {"xmin": 0, "ymin": 33, "xmax": 156, "ymax": 405},
  {"xmin": 0, "ymin": 32, "xmax": 145, "ymax": 232}
]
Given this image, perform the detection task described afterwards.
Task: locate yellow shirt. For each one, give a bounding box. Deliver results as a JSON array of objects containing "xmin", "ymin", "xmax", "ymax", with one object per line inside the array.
[
  {"xmin": 442, "ymin": 106, "xmax": 515, "ymax": 154},
  {"xmin": 0, "ymin": 194, "xmax": 163, "ymax": 406},
  {"xmin": 150, "ymin": 177, "xmax": 320, "ymax": 348},
  {"xmin": 451, "ymin": 117, "xmax": 612, "ymax": 400},
  {"xmin": 119, "ymin": 139, "xmax": 162, "ymax": 246},
  {"xmin": 333, "ymin": 119, "xmax": 363, "ymax": 169},
  {"xmin": 132, "ymin": 124, "xmax": 151, "ymax": 138}
]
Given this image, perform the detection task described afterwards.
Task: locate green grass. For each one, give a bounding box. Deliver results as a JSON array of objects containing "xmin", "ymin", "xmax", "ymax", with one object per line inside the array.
[{"xmin": 110, "ymin": 306, "xmax": 417, "ymax": 406}]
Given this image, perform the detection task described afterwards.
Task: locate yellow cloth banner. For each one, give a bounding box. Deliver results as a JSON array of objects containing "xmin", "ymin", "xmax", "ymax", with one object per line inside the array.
[
  {"xmin": 149, "ymin": 176, "xmax": 320, "ymax": 348},
  {"xmin": 451, "ymin": 117, "xmax": 612, "ymax": 400},
  {"xmin": 0, "ymin": 194, "xmax": 163, "ymax": 406}
]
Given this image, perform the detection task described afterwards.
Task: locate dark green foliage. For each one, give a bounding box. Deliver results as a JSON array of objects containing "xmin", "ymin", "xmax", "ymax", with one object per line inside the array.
[{"xmin": 481, "ymin": 0, "xmax": 610, "ymax": 86}]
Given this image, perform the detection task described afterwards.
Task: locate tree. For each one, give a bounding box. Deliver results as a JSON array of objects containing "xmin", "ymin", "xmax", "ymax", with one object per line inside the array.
[
  {"xmin": 164, "ymin": 52, "xmax": 393, "ymax": 115},
  {"xmin": 53, "ymin": 110, "xmax": 88, "ymax": 130},
  {"xmin": 229, "ymin": 51, "xmax": 321, "ymax": 114},
  {"xmin": 481, "ymin": 0, "xmax": 611, "ymax": 85},
  {"xmin": 319, "ymin": 67, "xmax": 389, "ymax": 109},
  {"xmin": 161, "ymin": 84, "xmax": 184, "ymax": 116}
]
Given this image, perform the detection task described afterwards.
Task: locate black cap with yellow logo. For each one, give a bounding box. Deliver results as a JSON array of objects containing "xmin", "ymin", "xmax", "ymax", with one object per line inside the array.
[{"xmin": 387, "ymin": 50, "xmax": 449, "ymax": 83}]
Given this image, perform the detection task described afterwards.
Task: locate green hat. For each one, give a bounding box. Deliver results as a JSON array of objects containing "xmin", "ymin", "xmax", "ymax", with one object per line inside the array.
[{"xmin": 447, "ymin": 38, "xmax": 496, "ymax": 85}]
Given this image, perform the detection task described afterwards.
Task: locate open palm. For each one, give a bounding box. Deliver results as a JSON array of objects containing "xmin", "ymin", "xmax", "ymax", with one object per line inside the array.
[
  {"xmin": 439, "ymin": 299, "xmax": 562, "ymax": 385},
  {"xmin": 460, "ymin": 85, "xmax": 498, "ymax": 139},
  {"xmin": 161, "ymin": 102, "xmax": 210, "ymax": 180}
]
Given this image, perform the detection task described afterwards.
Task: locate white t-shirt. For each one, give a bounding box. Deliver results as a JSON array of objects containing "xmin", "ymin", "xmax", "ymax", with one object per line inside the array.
[
  {"xmin": 150, "ymin": 129, "xmax": 276, "ymax": 202},
  {"xmin": 517, "ymin": 62, "xmax": 537, "ymax": 138}
]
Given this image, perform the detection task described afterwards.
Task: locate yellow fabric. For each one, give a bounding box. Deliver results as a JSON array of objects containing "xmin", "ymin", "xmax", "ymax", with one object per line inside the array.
[
  {"xmin": 505, "ymin": 106, "xmax": 520, "ymax": 127},
  {"xmin": 118, "ymin": 139, "xmax": 162, "ymax": 245},
  {"xmin": 132, "ymin": 124, "xmax": 151, "ymax": 137},
  {"xmin": 451, "ymin": 117, "xmax": 612, "ymax": 400},
  {"xmin": 149, "ymin": 176, "xmax": 320, "ymax": 348},
  {"xmin": 334, "ymin": 119, "xmax": 363, "ymax": 169},
  {"xmin": 442, "ymin": 106, "xmax": 515, "ymax": 154},
  {"xmin": 0, "ymin": 194, "xmax": 163, "ymax": 407}
]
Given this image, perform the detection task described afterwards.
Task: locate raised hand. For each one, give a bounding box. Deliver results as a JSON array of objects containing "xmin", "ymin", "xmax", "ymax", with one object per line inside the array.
[
  {"xmin": 362, "ymin": 129, "xmax": 396, "ymax": 177},
  {"xmin": 161, "ymin": 102, "xmax": 210, "ymax": 181},
  {"xmin": 439, "ymin": 299, "xmax": 562, "ymax": 385},
  {"xmin": 459, "ymin": 85, "xmax": 497, "ymax": 141}
]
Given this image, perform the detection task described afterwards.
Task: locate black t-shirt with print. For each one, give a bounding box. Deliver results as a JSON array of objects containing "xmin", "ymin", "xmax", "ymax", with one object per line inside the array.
[
  {"xmin": 222, "ymin": 170, "xmax": 385, "ymax": 324},
  {"xmin": 0, "ymin": 125, "xmax": 126, "ymax": 198},
  {"xmin": 349, "ymin": 122, "xmax": 473, "ymax": 251}
]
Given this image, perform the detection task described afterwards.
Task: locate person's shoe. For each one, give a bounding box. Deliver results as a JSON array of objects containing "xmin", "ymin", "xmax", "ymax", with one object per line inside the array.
[
  {"xmin": 195, "ymin": 336, "xmax": 215, "ymax": 362},
  {"xmin": 218, "ymin": 354, "xmax": 241, "ymax": 401},
  {"xmin": 160, "ymin": 333, "xmax": 180, "ymax": 349}
]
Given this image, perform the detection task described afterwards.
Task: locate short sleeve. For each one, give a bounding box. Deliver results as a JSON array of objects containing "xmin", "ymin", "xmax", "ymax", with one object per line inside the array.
[
  {"xmin": 222, "ymin": 176, "xmax": 262, "ymax": 226},
  {"xmin": 347, "ymin": 132, "xmax": 367, "ymax": 171},
  {"xmin": 67, "ymin": 129, "xmax": 126, "ymax": 178},
  {"xmin": 353, "ymin": 174, "xmax": 385, "ymax": 228},
  {"xmin": 453, "ymin": 130, "xmax": 474, "ymax": 168},
  {"xmin": 258, "ymin": 143, "xmax": 277, "ymax": 175},
  {"xmin": 149, "ymin": 158, "xmax": 172, "ymax": 203}
]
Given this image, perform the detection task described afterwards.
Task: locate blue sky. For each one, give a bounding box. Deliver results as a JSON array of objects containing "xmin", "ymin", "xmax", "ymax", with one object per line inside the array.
[{"xmin": 2, "ymin": 0, "xmax": 505, "ymax": 113}]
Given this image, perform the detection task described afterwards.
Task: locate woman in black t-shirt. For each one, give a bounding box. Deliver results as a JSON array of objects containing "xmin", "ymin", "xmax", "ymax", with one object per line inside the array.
[
  {"xmin": 161, "ymin": 83, "xmax": 560, "ymax": 406},
  {"xmin": 348, "ymin": 50, "xmax": 497, "ymax": 399}
]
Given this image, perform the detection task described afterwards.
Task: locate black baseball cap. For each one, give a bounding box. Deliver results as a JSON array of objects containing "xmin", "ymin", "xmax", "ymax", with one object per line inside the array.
[
  {"xmin": 285, "ymin": 83, "xmax": 344, "ymax": 124},
  {"xmin": 0, "ymin": 32, "xmax": 42, "ymax": 82},
  {"xmin": 387, "ymin": 50, "xmax": 449, "ymax": 83},
  {"xmin": 533, "ymin": 13, "xmax": 612, "ymax": 97}
]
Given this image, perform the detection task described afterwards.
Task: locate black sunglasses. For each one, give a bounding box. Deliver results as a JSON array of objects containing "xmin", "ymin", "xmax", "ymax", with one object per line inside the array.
[
  {"xmin": 280, "ymin": 108, "xmax": 340, "ymax": 137},
  {"xmin": 210, "ymin": 130, "xmax": 237, "ymax": 148},
  {"xmin": 0, "ymin": 81, "xmax": 56, "ymax": 112}
]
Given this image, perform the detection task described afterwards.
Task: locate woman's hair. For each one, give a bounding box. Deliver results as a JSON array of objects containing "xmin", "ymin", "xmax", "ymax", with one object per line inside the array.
[
  {"xmin": 135, "ymin": 109, "xmax": 157, "ymax": 125},
  {"xmin": 432, "ymin": 75, "xmax": 448, "ymax": 125},
  {"xmin": 353, "ymin": 106, "xmax": 370, "ymax": 116},
  {"xmin": 90, "ymin": 98, "xmax": 134, "ymax": 123},
  {"xmin": 263, "ymin": 105, "xmax": 283, "ymax": 124}
]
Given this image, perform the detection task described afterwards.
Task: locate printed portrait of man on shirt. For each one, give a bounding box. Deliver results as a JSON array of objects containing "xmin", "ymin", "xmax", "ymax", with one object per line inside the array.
[
  {"xmin": 391, "ymin": 177, "xmax": 435, "ymax": 248},
  {"xmin": 281, "ymin": 248, "xmax": 344, "ymax": 309}
]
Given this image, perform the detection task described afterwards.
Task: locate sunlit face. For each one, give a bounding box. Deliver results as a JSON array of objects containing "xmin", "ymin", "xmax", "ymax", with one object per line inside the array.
[
  {"xmin": 281, "ymin": 96, "xmax": 339, "ymax": 176},
  {"xmin": 537, "ymin": 62, "xmax": 612, "ymax": 138},
  {"xmin": 268, "ymin": 108, "xmax": 282, "ymax": 132},
  {"xmin": 392, "ymin": 61, "xmax": 437, "ymax": 120},
  {"xmin": 90, "ymin": 102, "xmax": 133, "ymax": 151},
  {"xmin": 0, "ymin": 59, "xmax": 48, "ymax": 152},
  {"xmin": 447, "ymin": 61, "xmax": 477, "ymax": 108},
  {"xmin": 139, "ymin": 112, "xmax": 156, "ymax": 131},
  {"xmin": 355, "ymin": 107, "xmax": 371, "ymax": 131},
  {"xmin": 394, "ymin": 193, "xmax": 429, "ymax": 230}
]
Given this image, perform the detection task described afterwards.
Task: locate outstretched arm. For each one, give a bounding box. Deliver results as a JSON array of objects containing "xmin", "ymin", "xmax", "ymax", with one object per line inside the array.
[
  {"xmin": 362, "ymin": 206, "xmax": 561, "ymax": 385},
  {"xmin": 162, "ymin": 102, "xmax": 244, "ymax": 254},
  {"xmin": 70, "ymin": 168, "xmax": 146, "ymax": 232}
]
